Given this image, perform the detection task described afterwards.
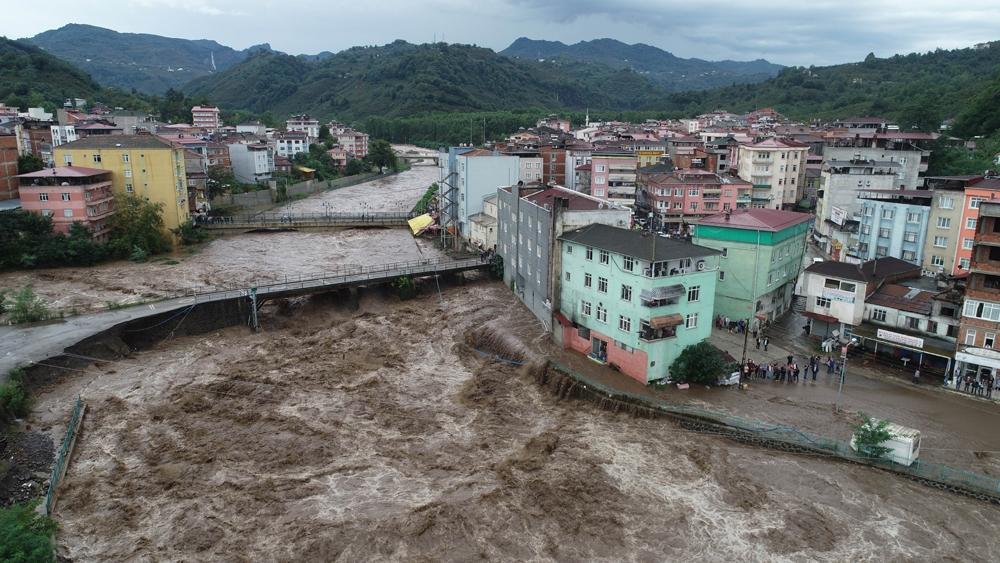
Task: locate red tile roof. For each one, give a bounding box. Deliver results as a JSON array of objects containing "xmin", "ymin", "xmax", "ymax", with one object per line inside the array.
[
  {"xmin": 695, "ymin": 208, "xmax": 813, "ymax": 232},
  {"xmin": 523, "ymin": 186, "xmax": 617, "ymax": 211}
]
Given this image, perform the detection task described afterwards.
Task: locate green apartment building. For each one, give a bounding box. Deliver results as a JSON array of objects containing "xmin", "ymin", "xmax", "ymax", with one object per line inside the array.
[
  {"xmin": 556, "ymin": 224, "xmax": 720, "ymax": 384},
  {"xmin": 692, "ymin": 209, "xmax": 812, "ymax": 325}
]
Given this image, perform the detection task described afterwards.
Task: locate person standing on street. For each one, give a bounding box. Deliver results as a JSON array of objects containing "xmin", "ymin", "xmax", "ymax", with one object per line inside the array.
[
  {"xmin": 811, "ymin": 360, "xmax": 819, "ymax": 380},
  {"xmin": 763, "ymin": 337, "xmax": 769, "ymax": 351},
  {"xmin": 912, "ymin": 368, "xmax": 920, "ymax": 385}
]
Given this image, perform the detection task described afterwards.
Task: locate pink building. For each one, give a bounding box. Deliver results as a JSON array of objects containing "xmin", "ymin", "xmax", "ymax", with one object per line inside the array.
[
  {"xmin": 326, "ymin": 146, "xmax": 348, "ymax": 170},
  {"xmin": 17, "ymin": 166, "xmax": 116, "ymax": 240},
  {"xmin": 191, "ymin": 106, "xmax": 222, "ymax": 130},
  {"xmin": 639, "ymin": 166, "xmax": 751, "ymax": 228},
  {"xmin": 335, "ymin": 128, "xmax": 369, "ymax": 159}
]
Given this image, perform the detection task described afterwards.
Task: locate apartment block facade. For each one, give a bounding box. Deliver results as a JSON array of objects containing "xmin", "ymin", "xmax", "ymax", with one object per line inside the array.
[
  {"xmin": 736, "ymin": 138, "xmax": 808, "ymax": 209},
  {"xmin": 639, "ymin": 166, "xmax": 751, "ymax": 227},
  {"xmin": 856, "ymin": 193, "xmax": 932, "ymax": 266},
  {"xmin": 954, "ymin": 202, "xmax": 1000, "ymax": 385},
  {"xmin": 16, "ymin": 166, "xmax": 116, "ymax": 240}
]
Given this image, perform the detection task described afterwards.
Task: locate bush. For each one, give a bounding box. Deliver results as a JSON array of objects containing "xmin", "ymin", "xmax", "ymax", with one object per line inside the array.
[
  {"xmin": 0, "ymin": 368, "xmax": 28, "ymax": 423},
  {"xmin": 490, "ymin": 254, "xmax": 504, "ymax": 279},
  {"xmin": 128, "ymin": 245, "xmax": 149, "ymax": 263},
  {"xmin": 0, "ymin": 501, "xmax": 56, "ymax": 563},
  {"xmin": 108, "ymin": 194, "xmax": 170, "ymax": 259},
  {"xmin": 414, "ymin": 183, "xmax": 438, "ymax": 214},
  {"xmin": 0, "ymin": 291, "xmax": 6, "ymax": 315},
  {"xmin": 852, "ymin": 413, "xmax": 893, "ymax": 459},
  {"xmin": 391, "ymin": 275, "xmax": 417, "ymax": 300},
  {"xmin": 669, "ymin": 341, "xmax": 728, "ymax": 385},
  {"xmin": 8, "ymin": 287, "xmax": 48, "ymax": 324},
  {"xmin": 174, "ymin": 220, "xmax": 210, "ymax": 246}
]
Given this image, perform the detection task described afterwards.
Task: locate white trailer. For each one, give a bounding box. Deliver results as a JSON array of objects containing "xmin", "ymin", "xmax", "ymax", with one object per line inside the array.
[{"xmin": 851, "ymin": 421, "xmax": 921, "ymax": 466}]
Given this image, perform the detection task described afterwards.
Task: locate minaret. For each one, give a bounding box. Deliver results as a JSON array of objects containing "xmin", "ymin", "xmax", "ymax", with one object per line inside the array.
[{"xmin": 585, "ymin": 108, "xmax": 590, "ymax": 127}]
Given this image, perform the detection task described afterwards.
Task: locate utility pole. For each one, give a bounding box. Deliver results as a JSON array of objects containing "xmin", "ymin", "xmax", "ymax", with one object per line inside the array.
[{"xmin": 739, "ymin": 228, "xmax": 762, "ymax": 384}]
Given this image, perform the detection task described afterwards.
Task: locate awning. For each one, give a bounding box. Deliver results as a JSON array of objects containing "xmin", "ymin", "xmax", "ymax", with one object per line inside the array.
[
  {"xmin": 640, "ymin": 284, "xmax": 685, "ymax": 302},
  {"xmin": 803, "ymin": 311, "xmax": 839, "ymax": 324},
  {"xmin": 648, "ymin": 313, "xmax": 683, "ymax": 329},
  {"xmin": 407, "ymin": 213, "xmax": 435, "ymax": 235},
  {"xmin": 955, "ymin": 351, "xmax": 1000, "ymax": 370},
  {"xmin": 554, "ymin": 311, "xmax": 573, "ymax": 328}
]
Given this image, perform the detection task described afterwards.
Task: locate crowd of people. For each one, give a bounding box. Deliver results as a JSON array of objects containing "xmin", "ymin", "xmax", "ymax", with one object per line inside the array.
[{"xmin": 740, "ymin": 354, "xmax": 841, "ymax": 383}]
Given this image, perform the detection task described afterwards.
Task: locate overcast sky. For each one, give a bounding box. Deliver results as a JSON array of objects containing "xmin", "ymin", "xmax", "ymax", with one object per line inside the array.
[{"xmin": 12, "ymin": 0, "xmax": 1000, "ymax": 66}]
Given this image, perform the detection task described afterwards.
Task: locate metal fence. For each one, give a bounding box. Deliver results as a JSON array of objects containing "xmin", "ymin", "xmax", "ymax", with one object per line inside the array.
[
  {"xmin": 44, "ymin": 395, "xmax": 85, "ymax": 516},
  {"xmin": 547, "ymin": 361, "xmax": 1000, "ymax": 501}
]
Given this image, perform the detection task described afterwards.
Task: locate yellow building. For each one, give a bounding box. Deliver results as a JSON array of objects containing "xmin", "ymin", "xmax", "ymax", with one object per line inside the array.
[
  {"xmin": 637, "ymin": 149, "xmax": 665, "ymax": 168},
  {"xmin": 54, "ymin": 135, "xmax": 190, "ymax": 232}
]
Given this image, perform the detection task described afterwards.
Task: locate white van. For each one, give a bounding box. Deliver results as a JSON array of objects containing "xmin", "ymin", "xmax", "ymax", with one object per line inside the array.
[{"xmin": 850, "ymin": 421, "xmax": 921, "ymax": 466}]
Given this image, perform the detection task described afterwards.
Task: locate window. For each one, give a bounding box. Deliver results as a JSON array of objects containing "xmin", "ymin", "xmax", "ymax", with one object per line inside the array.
[
  {"xmin": 685, "ymin": 313, "xmax": 698, "ymax": 329},
  {"xmin": 965, "ymin": 300, "xmax": 1000, "ymax": 321},
  {"xmin": 586, "ymin": 247, "xmax": 593, "ymax": 261},
  {"xmin": 584, "ymin": 273, "xmax": 592, "ymax": 288},
  {"xmin": 970, "ymin": 197, "xmax": 985, "ymax": 209},
  {"xmin": 62, "ymin": 209, "xmax": 73, "ymax": 218},
  {"xmin": 122, "ymin": 153, "xmax": 129, "ymax": 162},
  {"xmin": 597, "ymin": 277, "xmax": 608, "ymax": 293},
  {"xmin": 92, "ymin": 154, "xmax": 101, "ymax": 163},
  {"xmin": 938, "ymin": 196, "xmax": 954, "ymax": 209},
  {"xmin": 721, "ymin": 247, "xmax": 728, "ymax": 257},
  {"xmin": 621, "ymin": 284, "xmax": 632, "ymax": 302},
  {"xmin": 124, "ymin": 169, "xmax": 132, "ymax": 178},
  {"xmin": 937, "ymin": 217, "xmax": 951, "ymax": 229},
  {"xmin": 566, "ymin": 244, "xmax": 573, "ymax": 254},
  {"xmin": 816, "ymin": 296, "xmax": 832, "ymax": 309},
  {"xmin": 864, "ymin": 206, "xmax": 873, "ymax": 216},
  {"xmin": 965, "ymin": 329, "xmax": 977, "ymax": 346},
  {"xmin": 933, "ymin": 236, "xmax": 947, "ymax": 247},
  {"xmin": 581, "ymin": 300, "xmax": 591, "ymax": 316},
  {"xmin": 858, "ymin": 243, "xmax": 869, "ymax": 253},
  {"xmin": 872, "ymin": 309, "xmax": 887, "ymax": 322},
  {"xmin": 906, "ymin": 316, "xmax": 920, "ymax": 330},
  {"xmin": 719, "ymin": 271, "xmax": 725, "ymax": 281},
  {"xmin": 881, "ymin": 209, "xmax": 894, "ymax": 219},
  {"xmin": 876, "ymin": 246, "xmax": 888, "ymax": 257},
  {"xmin": 878, "ymin": 228, "xmax": 890, "ymax": 238},
  {"xmin": 599, "ymin": 249, "xmax": 609, "ymax": 264},
  {"xmin": 767, "ymin": 272, "xmax": 774, "ymax": 285},
  {"xmin": 928, "ymin": 320, "xmax": 938, "ymax": 334},
  {"xmin": 39, "ymin": 193, "xmax": 49, "ymax": 201},
  {"xmin": 63, "ymin": 154, "xmax": 72, "ymax": 165},
  {"xmin": 60, "ymin": 192, "xmax": 70, "ymax": 201},
  {"xmin": 689, "ymin": 187, "xmax": 699, "ymax": 196},
  {"xmin": 618, "ymin": 315, "xmax": 632, "ymax": 333},
  {"xmin": 595, "ymin": 164, "xmax": 606, "ymax": 172},
  {"xmin": 986, "ymin": 333, "xmax": 997, "ymax": 348},
  {"xmin": 596, "ymin": 304, "xmax": 607, "ymax": 323},
  {"xmin": 902, "ymin": 250, "xmax": 916, "ymax": 261},
  {"xmin": 931, "ymin": 255, "xmax": 944, "ymax": 267},
  {"xmin": 904, "ymin": 231, "xmax": 917, "ymax": 242},
  {"xmin": 565, "ymin": 272, "xmax": 571, "ymax": 282},
  {"xmin": 906, "ymin": 212, "xmax": 920, "ymax": 223},
  {"xmin": 125, "ymin": 183, "xmax": 134, "ymax": 193},
  {"xmin": 623, "ymin": 256, "xmax": 634, "ymax": 271},
  {"xmin": 967, "ymin": 218, "xmax": 977, "ymax": 230},
  {"xmin": 690, "ymin": 202, "xmax": 698, "ymax": 211},
  {"xmin": 687, "ymin": 285, "xmax": 700, "ymax": 302}
]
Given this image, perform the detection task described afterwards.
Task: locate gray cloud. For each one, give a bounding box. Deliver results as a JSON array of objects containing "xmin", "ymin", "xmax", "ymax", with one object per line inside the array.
[{"xmin": 11, "ymin": 0, "xmax": 1000, "ymax": 66}]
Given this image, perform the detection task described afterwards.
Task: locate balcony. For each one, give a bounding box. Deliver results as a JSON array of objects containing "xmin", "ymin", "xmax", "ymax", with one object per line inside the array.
[
  {"xmin": 640, "ymin": 284, "xmax": 685, "ymax": 306},
  {"xmin": 752, "ymin": 184, "xmax": 771, "ymax": 190},
  {"xmin": 974, "ymin": 232, "xmax": 1000, "ymax": 247}
]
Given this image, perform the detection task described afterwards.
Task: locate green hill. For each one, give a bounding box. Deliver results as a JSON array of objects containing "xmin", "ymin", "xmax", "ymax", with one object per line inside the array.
[
  {"xmin": 184, "ymin": 40, "xmax": 665, "ymax": 120},
  {"xmin": 656, "ymin": 43, "xmax": 1000, "ymax": 131},
  {"xmin": 501, "ymin": 37, "xmax": 782, "ymax": 91},
  {"xmin": 0, "ymin": 37, "xmax": 101, "ymax": 110},
  {"xmin": 24, "ymin": 24, "xmax": 254, "ymax": 94}
]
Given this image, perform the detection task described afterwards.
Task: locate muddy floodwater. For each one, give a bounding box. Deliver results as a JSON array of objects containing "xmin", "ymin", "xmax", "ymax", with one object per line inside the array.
[
  {"xmin": 30, "ymin": 281, "xmax": 1000, "ymax": 561},
  {"xmin": 0, "ymin": 155, "xmax": 445, "ymax": 313}
]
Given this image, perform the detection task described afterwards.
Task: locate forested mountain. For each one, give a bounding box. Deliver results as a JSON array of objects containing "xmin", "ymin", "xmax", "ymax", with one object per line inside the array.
[
  {"xmin": 23, "ymin": 24, "xmax": 256, "ymax": 94},
  {"xmin": 501, "ymin": 37, "xmax": 783, "ymax": 91},
  {"xmin": 657, "ymin": 43, "xmax": 1000, "ymax": 133},
  {"xmin": 185, "ymin": 41, "xmax": 664, "ymax": 120},
  {"xmin": 0, "ymin": 37, "xmax": 101, "ymax": 110}
]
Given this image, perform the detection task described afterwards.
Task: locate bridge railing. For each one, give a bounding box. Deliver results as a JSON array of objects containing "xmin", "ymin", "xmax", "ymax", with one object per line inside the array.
[{"xmin": 198, "ymin": 211, "xmax": 416, "ymax": 227}]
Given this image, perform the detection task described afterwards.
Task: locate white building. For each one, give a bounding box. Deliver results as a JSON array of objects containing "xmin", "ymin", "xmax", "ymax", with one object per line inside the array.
[
  {"xmin": 191, "ymin": 106, "xmax": 222, "ymax": 130},
  {"xmin": 50, "ymin": 125, "xmax": 78, "ymax": 147},
  {"xmin": 736, "ymin": 138, "xmax": 809, "ymax": 209},
  {"xmin": 455, "ymin": 149, "xmax": 520, "ymax": 239},
  {"xmin": 275, "ymin": 131, "xmax": 310, "ymax": 158},
  {"xmin": 228, "ymin": 142, "xmax": 274, "ymax": 184},
  {"xmin": 286, "ymin": 114, "xmax": 320, "ymax": 139}
]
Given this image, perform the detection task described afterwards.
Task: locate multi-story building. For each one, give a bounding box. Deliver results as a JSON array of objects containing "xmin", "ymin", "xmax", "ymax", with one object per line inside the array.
[
  {"xmin": 639, "ymin": 166, "xmax": 751, "ymax": 229},
  {"xmin": 589, "ymin": 151, "xmax": 637, "ymax": 207},
  {"xmin": 454, "ymin": 150, "xmax": 519, "ymax": 239},
  {"xmin": 205, "ymin": 142, "xmax": 232, "ymax": 170},
  {"xmin": 275, "ymin": 131, "xmax": 311, "ymax": 158},
  {"xmin": 286, "ymin": 114, "xmax": 320, "ymax": 139},
  {"xmin": 16, "ymin": 166, "xmax": 116, "ymax": 240},
  {"xmin": 50, "ymin": 124, "xmax": 79, "ymax": 147},
  {"xmin": 228, "ymin": 142, "xmax": 275, "ymax": 184},
  {"xmin": 539, "ymin": 146, "xmax": 567, "ymax": 185},
  {"xmin": 856, "ymin": 190, "xmax": 932, "ymax": 266},
  {"xmin": 54, "ymin": 135, "xmax": 190, "ymax": 232},
  {"xmin": 822, "ymin": 132, "xmax": 930, "ymax": 190},
  {"xmin": 692, "ymin": 209, "xmax": 813, "ymax": 323},
  {"xmin": 334, "ymin": 128, "xmax": 369, "ymax": 159},
  {"xmin": 0, "ymin": 134, "xmax": 18, "ymax": 201},
  {"xmin": 563, "ymin": 145, "xmax": 593, "ymax": 191},
  {"xmin": 497, "ymin": 185, "xmax": 631, "ymax": 329},
  {"xmin": 921, "ymin": 178, "xmax": 967, "ymax": 276},
  {"xmin": 469, "ymin": 194, "xmax": 498, "ymax": 251},
  {"xmin": 736, "ymin": 138, "xmax": 808, "ymax": 209},
  {"xmin": 556, "ymin": 224, "xmax": 720, "ymax": 383},
  {"xmin": 955, "ymin": 179, "xmax": 1000, "ymax": 274},
  {"xmin": 954, "ymin": 201, "xmax": 1000, "ymax": 386},
  {"xmin": 814, "ymin": 159, "xmax": 899, "ymax": 259},
  {"xmin": 191, "ymin": 106, "xmax": 222, "ymax": 130}
]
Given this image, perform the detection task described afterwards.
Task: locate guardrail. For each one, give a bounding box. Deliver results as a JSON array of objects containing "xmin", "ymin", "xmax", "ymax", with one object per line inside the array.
[
  {"xmin": 198, "ymin": 211, "xmax": 417, "ymax": 228},
  {"xmin": 43, "ymin": 395, "xmax": 85, "ymax": 516}
]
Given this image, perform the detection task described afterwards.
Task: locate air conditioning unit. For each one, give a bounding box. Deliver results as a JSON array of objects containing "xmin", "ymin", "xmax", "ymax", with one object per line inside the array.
[{"xmin": 697, "ymin": 260, "xmax": 706, "ymax": 271}]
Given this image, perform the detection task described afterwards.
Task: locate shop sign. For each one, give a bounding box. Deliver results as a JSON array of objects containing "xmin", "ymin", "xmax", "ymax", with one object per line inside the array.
[{"xmin": 877, "ymin": 328, "xmax": 924, "ymax": 349}]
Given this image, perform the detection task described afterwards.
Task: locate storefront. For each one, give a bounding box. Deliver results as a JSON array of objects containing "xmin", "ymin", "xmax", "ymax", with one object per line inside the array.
[
  {"xmin": 851, "ymin": 324, "xmax": 954, "ymax": 378},
  {"xmin": 953, "ymin": 349, "xmax": 1000, "ymax": 384}
]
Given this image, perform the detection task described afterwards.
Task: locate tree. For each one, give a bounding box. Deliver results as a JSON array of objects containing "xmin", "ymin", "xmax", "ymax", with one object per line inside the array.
[
  {"xmin": 852, "ymin": 413, "xmax": 893, "ymax": 459},
  {"xmin": 367, "ymin": 139, "xmax": 397, "ymax": 171},
  {"xmin": 669, "ymin": 342, "xmax": 729, "ymax": 385},
  {"xmin": 174, "ymin": 219, "xmax": 210, "ymax": 245},
  {"xmin": 16, "ymin": 154, "xmax": 43, "ymax": 174},
  {"xmin": 344, "ymin": 158, "xmax": 366, "ymax": 176},
  {"xmin": 0, "ymin": 501, "xmax": 56, "ymax": 562},
  {"xmin": 318, "ymin": 124, "xmax": 331, "ymax": 142},
  {"xmin": 107, "ymin": 194, "xmax": 170, "ymax": 258},
  {"xmin": 206, "ymin": 166, "xmax": 238, "ymax": 199}
]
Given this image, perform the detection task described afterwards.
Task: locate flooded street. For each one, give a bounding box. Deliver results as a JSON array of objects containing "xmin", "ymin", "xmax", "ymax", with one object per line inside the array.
[
  {"xmin": 0, "ymin": 153, "xmax": 445, "ymax": 313},
  {"xmin": 30, "ymin": 281, "xmax": 1000, "ymax": 561}
]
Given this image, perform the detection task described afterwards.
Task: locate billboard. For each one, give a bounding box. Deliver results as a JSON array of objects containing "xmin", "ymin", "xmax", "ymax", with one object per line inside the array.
[{"xmin": 831, "ymin": 206, "xmax": 847, "ymax": 226}]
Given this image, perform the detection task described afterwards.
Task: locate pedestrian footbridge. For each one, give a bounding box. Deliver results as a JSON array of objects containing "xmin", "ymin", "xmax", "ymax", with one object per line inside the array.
[{"xmin": 198, "ymin": 211, "xmax": 415, "ymax": 231}]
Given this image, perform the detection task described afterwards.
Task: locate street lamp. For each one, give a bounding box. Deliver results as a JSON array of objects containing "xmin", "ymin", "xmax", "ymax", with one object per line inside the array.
[{"xmin": 835, "ymin": 337, "xmax": 859, "ymax": 412}]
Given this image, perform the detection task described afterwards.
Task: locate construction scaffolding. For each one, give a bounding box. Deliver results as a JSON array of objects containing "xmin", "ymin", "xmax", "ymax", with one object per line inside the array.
[{"xmin": 438, "ymin": 171, "xmax": 460, "ymax": 250}]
